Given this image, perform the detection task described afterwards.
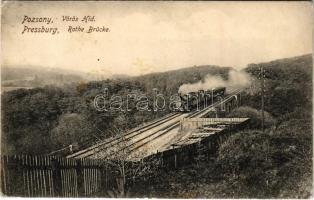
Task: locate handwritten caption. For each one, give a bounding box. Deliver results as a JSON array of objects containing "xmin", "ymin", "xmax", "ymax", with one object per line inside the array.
[{"xmin": 21, "ymin": 15, "xmax": 110, "ymax": 35}]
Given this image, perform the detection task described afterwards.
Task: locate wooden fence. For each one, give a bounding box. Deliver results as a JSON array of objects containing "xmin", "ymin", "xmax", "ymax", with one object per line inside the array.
[{"xmin": 0, "ymin": 155, "xmax": 118, "ymax": 197}]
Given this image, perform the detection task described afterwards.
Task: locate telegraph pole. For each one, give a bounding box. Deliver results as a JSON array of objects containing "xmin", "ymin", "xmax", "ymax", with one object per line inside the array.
[{"xmin": 260, "ymin": 66, "xmax": 265, "ymax": 133}]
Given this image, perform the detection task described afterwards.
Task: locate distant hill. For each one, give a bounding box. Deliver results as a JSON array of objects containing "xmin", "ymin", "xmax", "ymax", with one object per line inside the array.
[
  {"xmin": 130, "ymin": 65, "xmax": 232, "ymax": 94},
  {"xmin": 1, "ymin": 66, "xmax": 130, "ymax": 92},
  {"xmin": 1, "ymin": 66, "xmax": 85, "ymax": 88},
  {"xmin": 246, "ymin": 54, "xmax": 312, "ymax": 82}
]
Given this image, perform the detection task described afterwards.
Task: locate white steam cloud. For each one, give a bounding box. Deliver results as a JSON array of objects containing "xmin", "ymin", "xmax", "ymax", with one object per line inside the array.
[{"xmin": 178, "ymin": 70, "xmax": 252, "ymax": 94}]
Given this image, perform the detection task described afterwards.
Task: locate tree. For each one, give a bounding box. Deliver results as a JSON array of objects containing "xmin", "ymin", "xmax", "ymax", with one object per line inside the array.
[
  {"xmin": 227, "ymin": 106, "xmax": 275, "ymax": 129},
  {"xmin": 93, "ymin": 124, "xmax": 162, "ymax": 197},
  {"xmin": 51, "ymin": 113, "xmax": 94, "ymax": 147}
]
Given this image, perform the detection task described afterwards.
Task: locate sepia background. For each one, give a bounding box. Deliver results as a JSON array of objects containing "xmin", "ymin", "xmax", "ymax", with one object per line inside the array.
[{"xmin": 1, "ymin": 1, "xmax": 313, "ymax": 198}]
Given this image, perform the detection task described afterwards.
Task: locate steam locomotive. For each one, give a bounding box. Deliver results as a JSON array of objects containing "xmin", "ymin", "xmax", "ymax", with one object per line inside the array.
[{"xmin": 177, "ymin": 87, "xmax": 226, "ymax": 112}]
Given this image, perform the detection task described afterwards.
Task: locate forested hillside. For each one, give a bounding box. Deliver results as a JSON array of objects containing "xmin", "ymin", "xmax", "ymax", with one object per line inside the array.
[
  {"xmin": 1, "ymin": 65, "xmax": 230, "ymax": 155},
  {"xmin": 134, "ymin": 54, "xmax": 312, "ymax": 198},
  {"xmin": 244, "ymin": 54, "xmax": 312, "ymax": 117},
  {"xmin": 133, "ymin": 65, "xmax": 231, "ymax": 95},
  {"xmin": 2, "ymin": 54, "xmax": 312, "ymax": 197},
  {"xmin": 1, "ymin": 67, "xmax": 85, "ymax": 89}
]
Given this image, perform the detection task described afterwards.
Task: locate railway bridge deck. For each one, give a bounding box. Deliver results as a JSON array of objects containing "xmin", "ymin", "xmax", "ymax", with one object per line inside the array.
[{"xmin": 67, "ymin": 90, "xmax": 244, "ymax": 161}]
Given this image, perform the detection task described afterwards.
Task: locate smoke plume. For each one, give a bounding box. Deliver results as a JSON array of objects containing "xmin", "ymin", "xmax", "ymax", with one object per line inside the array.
[{"xmin": 178, "ymin": 70, "xmax": 252, "ymax": 94}]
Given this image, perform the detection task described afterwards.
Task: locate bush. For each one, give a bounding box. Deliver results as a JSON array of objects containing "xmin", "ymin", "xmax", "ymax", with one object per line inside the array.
[
  {"xmin": 227, "ymin": 106, "xmax": 275, "ymax": 129},
  {"xmin": 215, "ymin": 117, "xmax": 312, "ymax": 198},
  {"xmin": 51, "ymin": 113, "xmax": 93, "ymax": 147}
]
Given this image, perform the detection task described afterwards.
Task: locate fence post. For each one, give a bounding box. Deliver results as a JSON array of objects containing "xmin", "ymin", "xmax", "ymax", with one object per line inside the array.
[
  {"xmin": 51, "ymin": 158, "xmax": 62, "ymax": 197},
  {"xmin": 75, "ymin": 159, "xmax": 84, "ymax": 197},
  {"xmin": 1, "ymin": 156, "xmax": 7, "ymax": 196}
]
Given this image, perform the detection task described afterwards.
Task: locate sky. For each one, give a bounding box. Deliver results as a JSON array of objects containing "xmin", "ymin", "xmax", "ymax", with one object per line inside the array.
[{"xmin": 1, "ymin": 1, "xmax": 313, "ymax": 76}]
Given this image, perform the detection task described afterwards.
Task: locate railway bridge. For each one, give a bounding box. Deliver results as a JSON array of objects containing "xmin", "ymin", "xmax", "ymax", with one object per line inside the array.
[{"xmin": 67, "ymin": 89, "xmax": 246, "ymax": 162}]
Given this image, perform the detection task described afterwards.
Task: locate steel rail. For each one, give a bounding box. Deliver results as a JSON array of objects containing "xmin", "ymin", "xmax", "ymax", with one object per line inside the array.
[
  {"xmin": 104, "ymin": 90, "xmax": 241, "ymax": 158},
  {"xmin": 67, "ymin": 112, "xmax": 182, "ymax": 158},
  {"xmin": 125, "ymin": 90, "xmax": 242, "ymax": 155},
  {"xmin": 70, "ymin": 89, "xmax": 241, "ymax": 159}
]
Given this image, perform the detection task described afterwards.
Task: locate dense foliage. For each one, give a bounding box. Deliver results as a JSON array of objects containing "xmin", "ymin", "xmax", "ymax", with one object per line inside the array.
[
  {"xmin": 1, "ymin": 65, "xmax": 230, "ymax": 155},
  {"xmin": 1, "ymin": 54, "xmax": 312, "ymax": 198},
  {"xmin": 216, "ymin": 110, "xmax": 312, "ymax": 198},
  {"xmin": 131, "ymin": 54, "xmax": 313, "ymax": 198},
  {"xmin": 244, "ymin": 54, "xmax": 312, "ymax": 117},
  {"xmin": 226, "ymin": 106, "xmax": 275, "ymax": 129}
]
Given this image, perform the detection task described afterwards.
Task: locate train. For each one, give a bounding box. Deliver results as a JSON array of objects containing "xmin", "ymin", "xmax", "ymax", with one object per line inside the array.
[{"xmin": 177, "ymin": 87, "xmax": 226, "ymax": 112}]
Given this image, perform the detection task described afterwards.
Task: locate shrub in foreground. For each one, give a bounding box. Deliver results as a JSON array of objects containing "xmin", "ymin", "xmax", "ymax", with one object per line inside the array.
[
  {"xmin": 227, "ymin": 106, "xmax": 275, "ymax": 129},
  {"xmin": 216, "ymin": 121, "xmax": 312, "ymax": 198}
]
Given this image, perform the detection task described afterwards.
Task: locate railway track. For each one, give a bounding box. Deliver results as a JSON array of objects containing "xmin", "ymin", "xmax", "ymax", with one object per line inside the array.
[
  {"xmin": 125, "ymin": 89, "xmax": 242, "ymax": 157},
  {"xmin": 101, "ymin": 110, "xmax": 201, "ymax": 159},
  {"xmin": 68, "ymin": 89, "xmax": 241, "ymax": 160},
  {"xmin": 67, "ymin": 112, "xmax": 183, "ymax": 158}
]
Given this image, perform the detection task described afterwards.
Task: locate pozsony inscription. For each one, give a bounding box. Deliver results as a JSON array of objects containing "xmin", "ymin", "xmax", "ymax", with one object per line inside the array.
[{"xmin": 21, "ymin": 15, "xmax": 110, "ymax": 35}]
